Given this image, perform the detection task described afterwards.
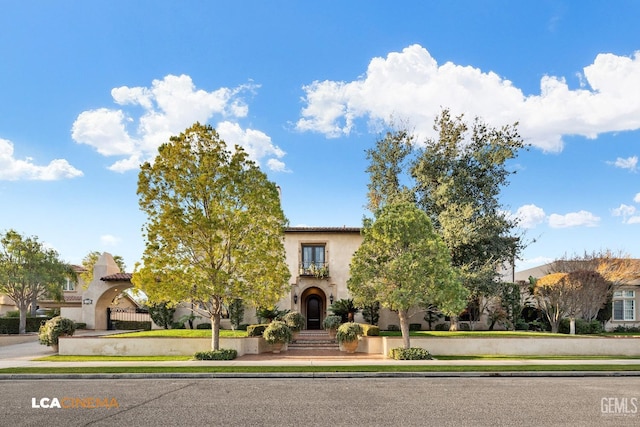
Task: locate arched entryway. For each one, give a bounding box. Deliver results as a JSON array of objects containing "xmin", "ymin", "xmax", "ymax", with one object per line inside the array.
[{"xmin": 300, "ymin": 287, "xmax": 327, "ymax": 330}]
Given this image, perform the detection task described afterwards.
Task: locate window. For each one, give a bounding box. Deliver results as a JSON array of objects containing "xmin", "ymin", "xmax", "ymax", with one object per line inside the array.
[
  {"xmin": 613, "ymin": 290, "xmax": 636, "ymax": 321},
  {"xmin": 300, "ymin": 244, "xmax": 328, "ymax": 277},
  {"xmin": 63, "ymin": 278, "xmax": 75, "ymax": 291}
]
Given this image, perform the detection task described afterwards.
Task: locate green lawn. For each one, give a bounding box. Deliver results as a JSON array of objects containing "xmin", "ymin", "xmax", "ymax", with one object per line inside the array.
[
  {"xmin": 381, "ymin": 330, "xmax": 568, "ymax": 338},
  {"xmin": 107, "ymin": 329, "xmax": 247, "ymax": 338}
]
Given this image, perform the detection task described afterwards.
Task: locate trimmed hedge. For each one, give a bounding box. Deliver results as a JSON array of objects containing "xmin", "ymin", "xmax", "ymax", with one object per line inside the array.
[
  {"xmin": 0, "ymin": 317, "xmax": 50, "ymax": 334},
  {"xmin": 74, "ymin": 322, "xmax": 87, "ymax": 330},
  {"xmin": 194, "ymin": 349, "xmax": 238, "ymax": 360},
  {"xmin": 113, "ymin": 320, "xmax": 152, "ymax": 331},
  {"xmin": 389, "ymin": 347, "xmax": 432, "ymax": 360},
  {"xmin": 559, "ymin": 318, "xmax": 604, "ymax": 335},
  {"xmin": 409, "ymin": 323, "xmax": 422, "ymax": 331},
  {"xmin": 247, "ymin": 324, "xmax": 269, "ymax": 337},
  {"xmin": 386, "ymin": 324, "xmax": 400, "ymax": 331},
  {"xmin": 196, "ymin": 322, "xmax": 212, "ymax": 329},
  {"xmin": 360, "ymin": 324, "xmax": 380, "ymax": 336}
]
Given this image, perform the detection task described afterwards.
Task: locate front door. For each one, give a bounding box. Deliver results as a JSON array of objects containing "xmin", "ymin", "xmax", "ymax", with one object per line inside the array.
[{"xmin": 306, "ymin": 295, "xmax": 322, "ymax": 329}]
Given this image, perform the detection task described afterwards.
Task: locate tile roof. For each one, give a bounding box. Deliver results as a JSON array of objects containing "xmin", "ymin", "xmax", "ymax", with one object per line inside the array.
[
  {"xmin": 101, "ymin": 273, "xmax": 133, "ymax": 282},
  {"xmin": 286, "ymin": 226, "xmax": 361, "ymax": 233}
]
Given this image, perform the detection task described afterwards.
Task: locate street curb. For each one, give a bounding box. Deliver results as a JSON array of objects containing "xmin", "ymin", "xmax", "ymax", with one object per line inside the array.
[{"xmin": 2, "ymin": 371, "xmax": 640, "ymax": 380}]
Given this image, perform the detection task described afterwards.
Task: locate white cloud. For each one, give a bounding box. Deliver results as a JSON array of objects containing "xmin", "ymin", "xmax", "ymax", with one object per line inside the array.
[
  {"xmin": 612, "ymin": 203, "xmax": 640, "ymax": 225},
  {"xmin": 548, "ymin": 210, "xmax": 600, "ymax": 228},
  {"xmin": 514, "ymin": 204, "xmax": 546, "ymax": 229},
  {"xmin": 216, "ymin": 121, "xmax": 287, "ymax": 172},
  {"xmin": 100, "ymin": 234, "xmax": 122, "ymax": 246},
  {"xmin": 634, "ymin": 193, "xmax": 640, "ymax": 203},
  {"xmin": 296, "ymin": 44, "xmax": 640, "ymax": 152},
  {"xmin": 607, "ymin": 156, "xmax": 638, "ymax": 171},
  {"xmin": 0, "ymin": 138, "xmax": 83, "ymax": 181},
  {"xmin": 72, "ymin": 74, "xmax": 286, "ymax": 172},
  {"xmin": 612, "ymin": 203, "xmax": 636, "ymax": 218}
]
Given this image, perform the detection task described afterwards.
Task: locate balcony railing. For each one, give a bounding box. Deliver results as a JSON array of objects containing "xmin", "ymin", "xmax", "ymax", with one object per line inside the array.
[{"xmin": 299, "ymin": 262, "xmax": 330, "ymax": 278}]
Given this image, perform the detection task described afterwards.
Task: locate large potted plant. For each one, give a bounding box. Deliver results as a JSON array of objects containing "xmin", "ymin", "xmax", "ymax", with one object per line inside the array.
[
  {"xmin": 38, "ymin": 316, "xmax": 76, "ymax": 353},
  {"xmin": 283, "ymin": 311, "xmax": 305, "ymax": 342},
  {"xmin": 323, "ymin": 315, "xmax": 341, "ymax": 339},
  {"xmin": 336, "ymin": 322, "xmax": 362, "ymax": 353},
  {"xmin": 262, "ymin": 320, "xmax": 292, "ymax": 353}
]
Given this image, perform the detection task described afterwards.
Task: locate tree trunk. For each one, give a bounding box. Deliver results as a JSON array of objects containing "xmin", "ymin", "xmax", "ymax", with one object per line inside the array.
[
  {"xmin": 569, "ymin": 318, "xmax": 575, "ymax": 335},
  {"xmin": 211, "ymin": 312, "xmax": 221, "ymax": 351},
  {"xmin": 30, "ymin": 295, "xmax": 38, "ymax": 317},
  {"xmin": 449, "ymin": 315, "xmax": 458, "ymax": 331},
  {"xmin": 398, "ymin": 309, "xmax": 411, "ymax": 349},
  {"xmin": 19, "ymin": 303, "xmax": 28, "ymax": 335}
]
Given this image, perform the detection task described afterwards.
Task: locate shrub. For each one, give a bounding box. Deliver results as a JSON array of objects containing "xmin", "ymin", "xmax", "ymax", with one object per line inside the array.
[
  {"xmin": 5, "ymin": 310, "xmax": 20, "ymax": 318},
  {"xmin": 409, "ymin": 323, "xmax": 422, "ymax": 331},
  {"xmin": 336, "ymin": 322, "xmax": 362, "ymax": 344},
  {"xmin": 38, "ymin": 316, "xmax": 76, "ymax": 347},
  {"xmin": 115, "ymin": 321, "xmax": 152, "ymax": 331},
  {"xmin": 196, "ymin": 322, "xmax": 212, "ymax": 329},
  {"xmin": 171, "ymin": 321, "xmax": 186, "ymax": 329},
  {"xmin": 387, "ymin": 324, "xmax": 400, "ymax": 331},
  {"xmin": 194, "ymin": 349, "xmax": 237, "ymax": 360},
  {"xmin": 613, "ymin": 325, "xmax": 640, "ymax": 333},
  {"xmin": 560, "ymin": 318, "xmax": 605, "ymax": 334},
  {"xmin": 228, "ymin": 298, "xmax": 245, "ymax": 330},
  {"xmin": 434, "ymin": 323, "xmax": 449, "ymax": 331},
  {"xmin": 262, "ymin": 321, "xmax": 292, "ymax": 344},
  {"xmin": 74, "ymin": 322, "xmax": 87, "ymax": 330},
  {"xmin": 515, "ymin": 319, "xmax": 529, "ymax": 331},
  {"xmin": 247, "ymin": 324, "xmax": 269, "ymax": 337},
  {"xmin": 360, "ymin": 324, "xmax": 380, "ymax": 336},
  {"xmin": 323, "ymin": 315, "xmax": 342, "ymax": 330},
  {"xmin": 283, "ymin": 312, "xmax": 305, "ymax": 332},
  {"xmin": 0, "ymin": 317, "xmax": 52, "ymax": 334},
  {"xmin": 389, "ymin": 347, "xmax": 432, "ymax": 360},
  {"xmin": 458, "ymin": 323, "xmax": 470, "ymax": 331}
]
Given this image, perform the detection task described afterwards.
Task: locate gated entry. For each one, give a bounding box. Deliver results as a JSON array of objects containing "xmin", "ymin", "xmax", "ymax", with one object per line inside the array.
[{"xmin": 106, "ymin": 307, "xmax": 151, "ymax": 330}]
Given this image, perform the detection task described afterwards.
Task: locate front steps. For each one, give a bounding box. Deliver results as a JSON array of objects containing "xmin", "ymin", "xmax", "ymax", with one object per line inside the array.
[{"xmin": 289, "ymin": 330, "xmax": 338, "ymax": 351}]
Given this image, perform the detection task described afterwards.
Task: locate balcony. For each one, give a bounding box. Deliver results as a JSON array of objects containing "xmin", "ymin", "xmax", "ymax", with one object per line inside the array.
[{"xmin": 298, "ymin": 262, "xmax": 330, "ymax": 279}]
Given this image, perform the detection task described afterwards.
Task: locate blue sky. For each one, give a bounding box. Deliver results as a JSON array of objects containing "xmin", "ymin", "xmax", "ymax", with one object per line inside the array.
[{"xmin": 1, "ymin": 1, "xmax": 638, "ymax": 272}]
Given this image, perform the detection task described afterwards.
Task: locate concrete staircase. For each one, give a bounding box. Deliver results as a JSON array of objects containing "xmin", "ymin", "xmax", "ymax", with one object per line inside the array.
[{"xmin": 289, "ymin": 330, "xmax": 339, "ymax": 351}]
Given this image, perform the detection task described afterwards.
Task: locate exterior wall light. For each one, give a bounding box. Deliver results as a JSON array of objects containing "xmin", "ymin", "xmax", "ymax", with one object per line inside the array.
[{"xmin": 83, "ymin": 298, "xmax": 93, "ymax": 305}]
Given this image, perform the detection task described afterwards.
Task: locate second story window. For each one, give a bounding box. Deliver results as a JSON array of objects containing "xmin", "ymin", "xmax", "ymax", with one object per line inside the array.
[
  {"xmin": 300, "ymin": 244, "xmax": 328, "ymax": 278},
  {"xmin": 63, "ymin": 278, "xmax": 75, "ymax": 291}
]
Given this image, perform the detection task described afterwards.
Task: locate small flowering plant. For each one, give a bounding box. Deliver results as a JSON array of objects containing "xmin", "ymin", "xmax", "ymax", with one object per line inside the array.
[{"xmin": 38, "ymin": 316, "xmax": 76, "ymax": 347}]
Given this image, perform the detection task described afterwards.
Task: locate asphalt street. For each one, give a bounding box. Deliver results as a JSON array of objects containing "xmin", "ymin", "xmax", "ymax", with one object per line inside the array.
[{"xmin": 2, "ymin": 377, "xmax": 640, "ymax": 426}]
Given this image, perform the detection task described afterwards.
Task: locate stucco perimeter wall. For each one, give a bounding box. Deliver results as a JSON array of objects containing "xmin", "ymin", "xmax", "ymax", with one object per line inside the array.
[
  {"xmin": 381, "ymin": 337, "xmax": 640, "ymax": 357},
  {"xmin": 59, "ymin": 337, "xmax": 270, "ymax": 356}
]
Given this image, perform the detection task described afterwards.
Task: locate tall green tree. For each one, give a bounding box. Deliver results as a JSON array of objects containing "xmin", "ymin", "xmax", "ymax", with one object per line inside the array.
[
  {"xmin": 132, "ymin": 123, "xmax": 290, "ymax": 350},
  {"xmin": 0, "ymin": 230, "xmax": 74, "ymax": 334},
  {"xmin": 348, "ymin": 203, "xmax": 468, "ymax": 349},
  {"xmin": 411, "ymin": 109, "xmax": 526, "ymax": 319},
  {"xmin": 365, "ymin": 129, "xmax": 415, "ymax": 212}
]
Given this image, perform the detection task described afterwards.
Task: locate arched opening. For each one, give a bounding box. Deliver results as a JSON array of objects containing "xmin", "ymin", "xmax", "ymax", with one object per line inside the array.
[{"xmin": 301, "ymin": 287, "xmax": 327, "ymax": 330}]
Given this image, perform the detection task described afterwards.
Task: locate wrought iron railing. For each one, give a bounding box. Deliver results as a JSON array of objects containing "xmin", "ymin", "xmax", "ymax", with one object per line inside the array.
[{"xmin": 298, "ymin": 262, "xmax": 330, "ymax": 278}]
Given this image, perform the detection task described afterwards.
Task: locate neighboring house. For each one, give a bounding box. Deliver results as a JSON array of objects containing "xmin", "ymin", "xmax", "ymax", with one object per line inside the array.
[{"xmin": 514, "ymin": 261, "xmax": 640, "ymax": 331}]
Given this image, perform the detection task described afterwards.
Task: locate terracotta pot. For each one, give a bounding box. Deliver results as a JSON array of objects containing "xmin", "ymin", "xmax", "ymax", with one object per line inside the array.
[
  {"xmin": 340, "ymin": 339, "xmax": 359, "ymax": 353},
  {"xmin": 271, "ymin": 342, "xmax": 285, "ymax": 353}
]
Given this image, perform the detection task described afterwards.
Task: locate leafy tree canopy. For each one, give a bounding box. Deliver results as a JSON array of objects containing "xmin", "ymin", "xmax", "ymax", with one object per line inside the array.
[
  {"xmin": 0, "ymin": 230, "xmax": 73, "ymax": 334},
  {"xmin": 348, "ymin": 203, "xmax": 468, "ymax": 348},
  {"xmin": 132, "ymin": 123, "xmax": 290, "ymax": 350}
]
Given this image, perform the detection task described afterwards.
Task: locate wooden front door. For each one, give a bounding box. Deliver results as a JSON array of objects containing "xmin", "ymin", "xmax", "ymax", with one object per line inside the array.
[{"xmin": 306, "ymin": 295, "xmax": 322, "ymax": 329}]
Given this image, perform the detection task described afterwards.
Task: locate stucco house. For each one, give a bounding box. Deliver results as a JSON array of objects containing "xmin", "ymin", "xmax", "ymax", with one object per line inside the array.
[{"xmin": 515, "ymin": 261, "xmax": 640, "ymax": 331}]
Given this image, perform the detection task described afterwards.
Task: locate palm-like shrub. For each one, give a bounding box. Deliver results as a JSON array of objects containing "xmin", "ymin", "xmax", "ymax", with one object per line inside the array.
[
  {"xmin": 262, "ymin": 320, "xmax": 292, "ymax": 344},
  {"xmin": 38, "ymin": 316, "xmax": 76, "ymax": 347},
  {"xmin": 323, "ymin": 315, "xmax": 342, "ymax": 331},
  {"xmin": 335, "ymin": 322, "xmax": 362, "ymax": 344}
]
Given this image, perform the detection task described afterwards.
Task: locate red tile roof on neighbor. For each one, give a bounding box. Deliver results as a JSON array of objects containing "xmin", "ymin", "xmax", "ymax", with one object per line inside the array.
[
  {"xmin": 101, "ymin": 273, "xmax": 133, "ymax": 282},
  {"xmin": 286, "ymin": 226, "xmax": 361, "ymax": 233}
]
